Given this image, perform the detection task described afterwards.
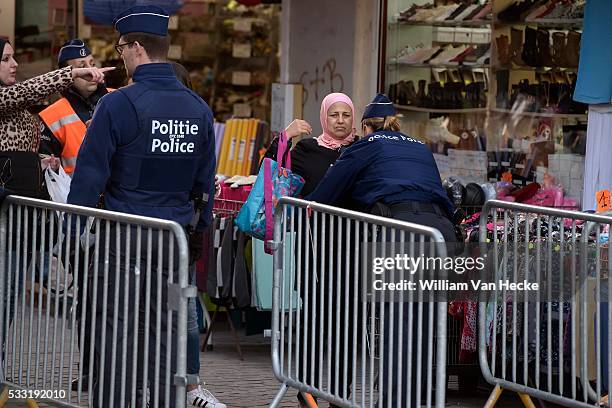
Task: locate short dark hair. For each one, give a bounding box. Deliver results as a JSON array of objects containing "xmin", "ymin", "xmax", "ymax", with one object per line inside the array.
[{"xmin": 122, "ymin": 32, "xmax": 170, "ymax": 60}]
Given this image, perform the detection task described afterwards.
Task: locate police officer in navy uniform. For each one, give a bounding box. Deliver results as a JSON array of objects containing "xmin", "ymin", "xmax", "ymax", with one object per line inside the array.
[
  {"xmin": 307, "ymin": 93, "xmax": 455, "ymax": 241},
  {"xmin": 307, "ymin": 93, "xmax": 455, "ymax": 407},
  {"xmin": 67, "ymin": 6, "xmax": 216, "ymax": 407}
]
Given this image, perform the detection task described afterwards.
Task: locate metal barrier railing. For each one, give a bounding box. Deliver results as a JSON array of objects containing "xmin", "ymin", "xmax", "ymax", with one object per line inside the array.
[
  {"xmin": 269, "ymin": 197, "xmax": 448, "ymax": 408},
  {"xmin": 478, "ymin": 199, "xmax": 611, "ymax": 408},
  {"xmin": 0, "ymin": 195, "xmax": 193, "ymax": 407}
]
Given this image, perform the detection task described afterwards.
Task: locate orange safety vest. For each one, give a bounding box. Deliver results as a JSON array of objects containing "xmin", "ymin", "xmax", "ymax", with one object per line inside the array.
[{"xmin": 38, "ymin": 89, "xmax": 113, "ymax": 175}]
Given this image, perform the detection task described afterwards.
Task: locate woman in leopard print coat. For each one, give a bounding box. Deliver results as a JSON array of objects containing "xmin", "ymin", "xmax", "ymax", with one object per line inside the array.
[{"xmin": 0, "ymin": 39, "xmax": 112, "ymax": 197}]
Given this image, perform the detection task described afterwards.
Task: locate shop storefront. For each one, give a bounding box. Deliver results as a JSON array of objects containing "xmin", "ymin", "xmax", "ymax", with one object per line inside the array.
[
  {"xmin": 0, "ymin": 0, "xmax": 282, "ymax": 178},
  {"xmin": 380, "ymin": 0, "xmax": 591, "ymax": 212}
]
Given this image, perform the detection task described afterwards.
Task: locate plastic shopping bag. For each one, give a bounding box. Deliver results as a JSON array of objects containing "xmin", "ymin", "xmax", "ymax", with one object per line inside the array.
[{"xmin": 44, "ymin": 166, "xmax": 72, "ymax": 204}]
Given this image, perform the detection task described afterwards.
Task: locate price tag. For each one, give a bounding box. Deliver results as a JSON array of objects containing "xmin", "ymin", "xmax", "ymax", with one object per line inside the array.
[
  {"xmin": 234, "ymin": 19, "xmax": 252, "ymax": 32},
  {"xmin": 232, "ymin": 43, "xmax": 252, "ymax": 58},
  {"xmin": 80, "ymin": 24, "xmax": 92, "ymax": 39},
  {"xmin": 168, "ymin": 15, "xmax": 179, "ymax": 30},
  {"xmin": 233, "ymin": 103, "xmax": 252, "ymax": 118},
  {"xmin": 596, "ymin": 190, "xmax": 611, "ymax": 213},
  {"xmin": 232, "ymin": 71, "xmax": 251, "ymax": 86},
  {"xmin": 168, "ymin": 45, "xmax": 182, "ymax": 60}
]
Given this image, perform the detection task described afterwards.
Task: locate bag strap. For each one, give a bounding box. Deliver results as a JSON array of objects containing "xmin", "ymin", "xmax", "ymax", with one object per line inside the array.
[
  {"xmin": 276, "ymin": 131, "xmax": 291, "ymax": 170},
  {"xmin": 263, "ymin": 159, "xmax": 274, "ymax": 254}
]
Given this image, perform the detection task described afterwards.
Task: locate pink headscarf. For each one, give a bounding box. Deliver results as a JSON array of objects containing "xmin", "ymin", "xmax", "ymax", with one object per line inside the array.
[{"xmin": 317, "ymin": 92, "xmax": 356, "ymax": 149}]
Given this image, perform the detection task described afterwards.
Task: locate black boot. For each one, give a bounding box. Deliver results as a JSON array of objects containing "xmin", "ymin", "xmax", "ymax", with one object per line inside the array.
[
  {"xmin": 522, "ymin": 27, "xmax": 538, "ymax": 67},
  {"xmin": 416, "ymin": 79, "xmax": 427, "ymax": 107},
  {"xmin": 406, "ymin": 80, "xmax": 419, "ymax": 105},
  {"xmin": 496, "ymin": 70, "xmax": 509, "ymax": 109},
  {"xmin": 388, "ymin": 83, "xmax": 398, "ymax": 103}
]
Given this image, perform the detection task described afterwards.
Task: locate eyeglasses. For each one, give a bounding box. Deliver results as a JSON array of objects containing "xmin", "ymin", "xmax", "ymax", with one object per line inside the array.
[{"xmin": 114, "ymin": 41, "xmax": 135, "ymax": 55}]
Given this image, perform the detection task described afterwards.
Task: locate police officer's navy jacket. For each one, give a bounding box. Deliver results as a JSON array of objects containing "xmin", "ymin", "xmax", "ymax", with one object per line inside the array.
[
  {"xmin": 67, "ymin": 63, "xmax": 216, "ymax": 231},
  {"xmin": 306, "ymin": 130, "xmax": 454, "ymax": 215}
]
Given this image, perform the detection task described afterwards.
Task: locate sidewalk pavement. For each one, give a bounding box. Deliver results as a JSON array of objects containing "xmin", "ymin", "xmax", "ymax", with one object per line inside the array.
[
  {"xmin": 6, "ymin": 320, "xmax": 525, "ymax": 407},
  {"xmin": 198, "ymin": 322, "xmax": 524, "ymax": 408}
]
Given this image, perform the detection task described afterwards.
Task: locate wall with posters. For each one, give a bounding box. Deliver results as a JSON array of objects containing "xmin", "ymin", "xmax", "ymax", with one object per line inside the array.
[{"xmin": 280, "ymin": 0, "xmax": 379, "ymax": 134}]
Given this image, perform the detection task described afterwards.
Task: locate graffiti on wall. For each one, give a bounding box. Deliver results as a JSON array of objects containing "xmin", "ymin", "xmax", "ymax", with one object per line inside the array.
[{"xmin": 298, "ymin": 58, "xmax": 345, "ymax": 106}]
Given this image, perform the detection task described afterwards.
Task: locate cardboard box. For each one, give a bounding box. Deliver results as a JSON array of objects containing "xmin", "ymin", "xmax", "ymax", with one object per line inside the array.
[
  {"xmin": 180, "ymin": 32, "xmax": 215, "ymax": 61},
  {"xmin": 454, "ymin": 28, "xmax": 472, "ymax": 44},
  {"xmin": 433, "ymin": 27, "xmax": 455, "ymax": 43},
  {"xmin": 471, "ymin": 28, "xmax": 491, "ymax": 44}
]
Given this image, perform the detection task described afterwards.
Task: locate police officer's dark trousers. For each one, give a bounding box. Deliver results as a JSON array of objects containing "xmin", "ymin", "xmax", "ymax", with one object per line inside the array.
[
  {"xmin": 92, "ymin": 224, "xmax": 179, "ymax": 408},
  {"xmin": 378, "ymin": 202, "xmax": 455, "ymax": 407}
]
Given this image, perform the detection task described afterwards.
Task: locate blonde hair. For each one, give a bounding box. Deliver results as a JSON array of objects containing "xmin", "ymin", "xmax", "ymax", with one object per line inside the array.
[{"xmin": 362, "ymin": 116, "xmax": 401, "ymax": 132}]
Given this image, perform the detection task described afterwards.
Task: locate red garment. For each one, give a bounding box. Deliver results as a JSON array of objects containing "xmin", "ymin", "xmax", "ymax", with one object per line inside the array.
[
  {"xmin": 448, "ymin": 301, "xmax": 478, "ymax": 362},
  {"xmin": 508, "ymin": 182, "xmax": 540, "ymax": 203}
]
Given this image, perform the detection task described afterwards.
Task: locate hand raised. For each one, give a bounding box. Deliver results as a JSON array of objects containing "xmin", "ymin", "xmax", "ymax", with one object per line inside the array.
[
  {"xmin": 72, "ymin": 67, "xmax": 115, "ymax": 84},
  {"xmin": 285, "ymin": 119, "xmax": 313, "ymax": 139}
]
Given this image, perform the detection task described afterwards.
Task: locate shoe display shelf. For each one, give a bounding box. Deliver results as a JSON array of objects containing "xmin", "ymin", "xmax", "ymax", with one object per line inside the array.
[
  {"xmin": 491, "ymin": 0, "xmax": 587, "ymax": 118},
  {"xmin": 387, "ymin": 1, "xmax": 493, "ymax": 114},
  {"xmin": 490, "ymin": 108, "xmax": 586, "ymax": 120},
  {"xmin": 494, "ymin": 18, "xmax": 583, "ymax": 29},
  {"xmin": 395, "ymin": 105, "xmax": 488, "ymax": 114},
  {"xmin": 393, "ymin": 19, "xmax": 493, "ymax": 28},
  {"xmin": 383, "ymin": 1, "xmax": 588, "ymax": 191},
  {"xmin": 485, "ymin": 0, "xmax": 588, "ymax": 194},
  {"xmin": 208, "ymin": 3, "xmax": 280, "ymax": 122}
]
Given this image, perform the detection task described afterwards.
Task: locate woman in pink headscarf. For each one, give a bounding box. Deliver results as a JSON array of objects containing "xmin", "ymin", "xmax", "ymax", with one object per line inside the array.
[
  {"xmin": 264, "ymin": 92, "xmax": 357, "ymax": 196},
  {"xmin": 262, "ymin": 93, "xmax": 358, "ymax": 407}
]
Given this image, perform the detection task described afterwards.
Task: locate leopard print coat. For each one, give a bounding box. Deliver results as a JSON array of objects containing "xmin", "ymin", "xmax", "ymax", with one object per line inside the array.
[{"xmin": 0, "ymin": 66, "xmax": 73, "ymax": 152}]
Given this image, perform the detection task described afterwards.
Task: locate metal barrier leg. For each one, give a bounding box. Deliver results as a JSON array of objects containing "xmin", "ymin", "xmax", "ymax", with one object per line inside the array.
[
  {"xmin": 484, "ymin": 384, "xmax": 503, "ymax": 408},
  {"xmin": 198, "ymin": 293, "xmax": 213, "ymax": 348},
  {"xmin": 269, "ymin": 383, "xmax": 289, "ymax": 408},
  {"xmin": 518, "ymin": 393, "xmax": 537, "ymax": 408},
  {"xmin": 24, "ymin": 399, "xmax": 38, "ymax": 408},
  {"xmin": 299, "ymin": 392, "xmax": 319, "ymax": 408},
  {"xmin": 0, "ymin": 385, "xmax": 7, "ymax": 407},
  {"xmin": 225, "ymin": 311, "xmax": 244, "ymax": 361},
  {"xmin": 201, "ymin": 308, "xmax": 219, "ymax": 352}
]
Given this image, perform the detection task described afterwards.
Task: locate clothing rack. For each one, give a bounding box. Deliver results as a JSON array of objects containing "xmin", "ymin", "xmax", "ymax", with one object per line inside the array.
[{"xmin": 200, "ymin": 198, "xmax": 246, "ymax": 360}]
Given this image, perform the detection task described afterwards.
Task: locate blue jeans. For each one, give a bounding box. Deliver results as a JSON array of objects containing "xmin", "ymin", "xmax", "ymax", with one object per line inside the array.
[{"xmin": 187, "ymin": 265, "xmax": 200, "ymax": 377}]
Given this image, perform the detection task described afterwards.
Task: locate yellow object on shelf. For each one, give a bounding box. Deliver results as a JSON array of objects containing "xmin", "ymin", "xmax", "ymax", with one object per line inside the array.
[{"xmin": 217, "ymin": 119, "xmax": 235, "ymax": 174}]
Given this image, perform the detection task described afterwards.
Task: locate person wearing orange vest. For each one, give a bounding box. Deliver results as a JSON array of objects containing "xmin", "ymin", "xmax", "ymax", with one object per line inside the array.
[
  {"xmin": 39, "ymin": 39, "xmax": 111, "ymax": 175},
  {"xmin": 38, "ymin": 39, "xmax": 113, "ymax": 393}
]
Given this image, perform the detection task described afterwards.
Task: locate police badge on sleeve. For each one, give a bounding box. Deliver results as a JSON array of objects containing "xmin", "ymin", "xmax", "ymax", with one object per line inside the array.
[{"xmin": 148, "ymin": 118, "xmax": 202, "ymax": 155}]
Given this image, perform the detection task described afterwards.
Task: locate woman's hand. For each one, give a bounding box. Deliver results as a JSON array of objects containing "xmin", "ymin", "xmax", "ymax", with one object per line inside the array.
[
  {"xmin": 41, "ymin": 155, "xmax": 60, "ymax": 172},
  {"xmin": 285, "ymin": 119, "xmax": 312, "ymax": 139},
  {"xmin": 72, "ymin": 67, "xmax": 115, "ymax": 84}
]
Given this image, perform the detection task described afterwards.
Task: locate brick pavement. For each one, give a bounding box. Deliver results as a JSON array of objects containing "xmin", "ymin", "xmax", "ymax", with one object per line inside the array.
[
  {"xmin": 197, "ymin": 322, "xmax": 524, "ymax": 408},
  {"xmin": 4, "ymin": 321, "xmax": 525, "ymax": 407}
]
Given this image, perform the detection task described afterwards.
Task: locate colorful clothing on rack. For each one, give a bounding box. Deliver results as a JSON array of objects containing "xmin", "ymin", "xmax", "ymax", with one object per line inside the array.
[{"xmin": 448, "ymin": 301, "xmax": 478, "ymax": 362}]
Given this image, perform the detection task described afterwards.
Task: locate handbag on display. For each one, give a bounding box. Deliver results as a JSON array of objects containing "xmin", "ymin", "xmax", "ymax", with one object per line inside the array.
[{"xmin": 235, "ymin": 131, "xmax": 304, "ymax": 254}]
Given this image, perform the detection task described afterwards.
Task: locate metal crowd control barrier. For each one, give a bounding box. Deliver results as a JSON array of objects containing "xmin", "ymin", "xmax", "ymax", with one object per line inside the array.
[
  {"xmin": 0, "ymin": 195, "xmax": 192, "ymax": 407},
  {"xmin": 269, "ymin": 197, "xmax": 448, "ymax": 408},
  {"xmin": 478, "ymin": 200, "xmax": 612, "ymax": 408}
]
